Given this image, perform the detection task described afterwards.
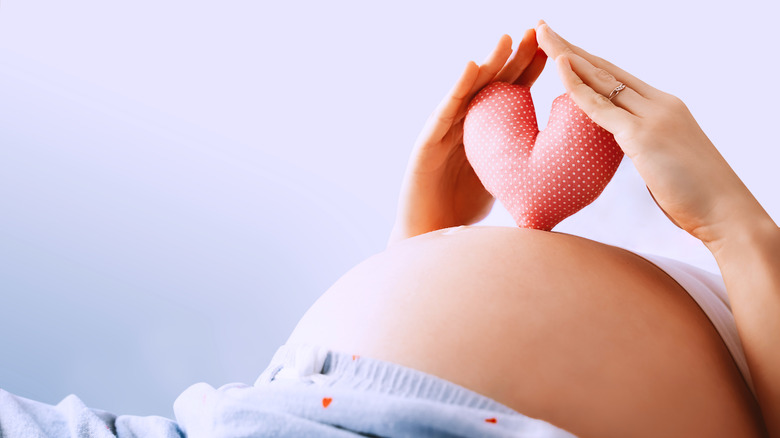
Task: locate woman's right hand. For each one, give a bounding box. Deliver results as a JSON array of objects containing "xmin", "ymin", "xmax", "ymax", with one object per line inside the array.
[{"xmin": 535, "ymin": 22, "xmax": 776, "ymax": 251}]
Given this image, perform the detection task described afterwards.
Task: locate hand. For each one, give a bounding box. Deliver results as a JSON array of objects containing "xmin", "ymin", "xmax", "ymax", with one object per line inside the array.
[
  {"xmin": 535, "ymin": 22, "xmax": 775, "ymax": 249},
  {"xmin": 389, "ymin": 29, "xmax": 547, "ymax": 246}
]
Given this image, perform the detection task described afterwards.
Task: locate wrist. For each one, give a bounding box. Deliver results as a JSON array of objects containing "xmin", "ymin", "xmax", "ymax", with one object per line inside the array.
[
  {"xmin": 387, "ymin": 224, "xmax": 408, "ymax": 247},
  {"xmin": 388, "ymin": 220, "xmax": 428, "ymax": 247},
  {"xmin": 698, "ymin": 179, "xmax": 774, "ymax": 248},
  {"xmin": 388, "ymin": 218, "xmax": 455, "ymax": 247},
  {"xmin": 705, "ymin": 207, "xmax": 779, "ymax": 264}
]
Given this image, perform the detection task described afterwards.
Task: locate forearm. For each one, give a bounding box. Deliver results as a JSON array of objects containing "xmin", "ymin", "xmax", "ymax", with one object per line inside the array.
[
  {"xmin": 708, "ymin": 208, "xmax": 780, "ymax": 435},
  {"xmin": 387, "ymin": 217, "xmax": 443, "ymax": 248}
]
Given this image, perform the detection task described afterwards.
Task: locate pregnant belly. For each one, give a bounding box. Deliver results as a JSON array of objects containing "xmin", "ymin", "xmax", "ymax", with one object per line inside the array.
[{"xmin": 286, "ymin": 226, "xmax": 765, "ymax": 437}]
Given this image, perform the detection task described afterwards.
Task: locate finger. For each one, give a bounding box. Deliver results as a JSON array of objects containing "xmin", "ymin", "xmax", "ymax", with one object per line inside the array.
[
  {"xmin": 465, "ymin": 34, "xmax": 513, "ymax": 100},
  {"xmin": 555, "ymin": 54, "xmax": 638, "ymax": 139},
  {"xmin": 536, "ymin": 23, "xmax": 656, "ymax": 98},
  {"xmin": 418, "ymin": 60, "xmax": 480, "ymax": 144},
  {"xmin": 514, "ymin": 47, "xmax": 547, "ymax": 87},
  {"xmin": 493, "ymin": 28, "xmax": 538, "ymax": 84},
  {"xmin": 565, "ymin": 51, "xmax": 648, "ymax": 116}
]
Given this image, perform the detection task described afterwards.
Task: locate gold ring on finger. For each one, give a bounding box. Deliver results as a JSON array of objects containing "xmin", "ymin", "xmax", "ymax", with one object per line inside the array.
[{"xmin": 608, "ymin": 82, "xmax": 627, "ymax": 101}]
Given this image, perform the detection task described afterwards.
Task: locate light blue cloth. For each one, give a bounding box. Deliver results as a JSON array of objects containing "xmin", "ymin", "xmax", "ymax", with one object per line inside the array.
[
  {"xmin": 0, "ymin": 344, "xmax": 576, "ymax": 437},
  {"xmin": 0, "ymin": 390, "xmax": 181, "ymax": 437}
]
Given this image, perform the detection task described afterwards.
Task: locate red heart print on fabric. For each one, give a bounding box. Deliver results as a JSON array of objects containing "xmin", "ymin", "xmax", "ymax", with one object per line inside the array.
[
  {"xmin": 463, "ymin": 82, "xmax": 623, "ymax": 231},
  {"xmin": 322, "ymin": 397, "xmax": 332, "ymax": 408}
]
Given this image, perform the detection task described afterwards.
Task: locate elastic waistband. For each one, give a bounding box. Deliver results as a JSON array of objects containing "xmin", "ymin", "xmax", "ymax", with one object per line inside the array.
[{"xmin": 255, "ymin": 343, "xmax": 518, "ymax": 415}]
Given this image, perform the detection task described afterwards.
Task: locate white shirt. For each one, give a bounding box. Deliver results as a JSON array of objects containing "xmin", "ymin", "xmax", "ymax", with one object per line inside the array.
[{"xmin": 635, "ymin": 252, "xmax": 756, "ymax": 397}]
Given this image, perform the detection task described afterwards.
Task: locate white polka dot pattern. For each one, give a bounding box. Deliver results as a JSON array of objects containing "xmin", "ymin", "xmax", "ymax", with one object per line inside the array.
[{"xmin": 463, "ymin": 82, "xmax": 624, "ymax": 231}]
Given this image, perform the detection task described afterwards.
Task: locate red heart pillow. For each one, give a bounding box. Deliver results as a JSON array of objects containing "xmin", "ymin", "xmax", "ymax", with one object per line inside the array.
[{"xmin": 463, "ymin": 82, "xmax": 623, "ymax": 231}]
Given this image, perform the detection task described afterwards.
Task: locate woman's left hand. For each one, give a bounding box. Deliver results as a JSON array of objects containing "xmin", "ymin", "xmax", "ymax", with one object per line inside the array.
[
  {"xmin": 389, "ymin": 29, "xmax": 547, "ymax": 246},
  {"xmin": 534, "ymin": 22, "xmax": 772, "ymax": 249}
]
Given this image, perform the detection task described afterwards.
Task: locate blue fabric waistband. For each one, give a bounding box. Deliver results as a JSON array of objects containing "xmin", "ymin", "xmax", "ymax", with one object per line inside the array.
[
  {"xmin": 219, "ymin": 343, "xmax": 577, "ymax": 437},
  {"xmin": 255, "ymin": 343, "xmax": 520, "ymax": 413}
]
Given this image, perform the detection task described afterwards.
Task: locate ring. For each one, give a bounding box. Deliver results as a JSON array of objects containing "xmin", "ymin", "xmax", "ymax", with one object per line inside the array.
[{"xmin": 608, "ymin": 83, "xmax": 626, "ymax": 101}]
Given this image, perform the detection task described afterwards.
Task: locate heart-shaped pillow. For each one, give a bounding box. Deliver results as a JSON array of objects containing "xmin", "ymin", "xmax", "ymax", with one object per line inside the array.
[{"xmin": 463, "ymin": 82, "xmax": 623, "ymax": 231}]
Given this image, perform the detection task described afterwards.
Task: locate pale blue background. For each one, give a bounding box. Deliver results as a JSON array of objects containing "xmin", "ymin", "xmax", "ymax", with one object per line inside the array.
[{"xmin": 1, "ymin": 0, "xmax": 778, "ymax": 419}]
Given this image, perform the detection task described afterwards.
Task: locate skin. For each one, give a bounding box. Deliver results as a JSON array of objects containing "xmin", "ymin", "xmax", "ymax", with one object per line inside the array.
[
  {"xmin": 292, "ymin": 22, "xmax": 779, "ymax": 436},
  {"xmin": 288, "ymin": 226, "xmax": 765, "ymax": 437},
  {"xmin": 388, "ymin": 29, "xmax": 546, "ymax": 244},
  {"xmin": 534, "ymin": 22, "xmax": 780, "ymax": 434}
]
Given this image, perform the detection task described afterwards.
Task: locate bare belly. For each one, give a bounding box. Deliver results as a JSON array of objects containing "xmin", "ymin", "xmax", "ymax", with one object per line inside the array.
[{"xmin": 286, "ymin": 226, "xmax": 765, "ymax": 437}]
